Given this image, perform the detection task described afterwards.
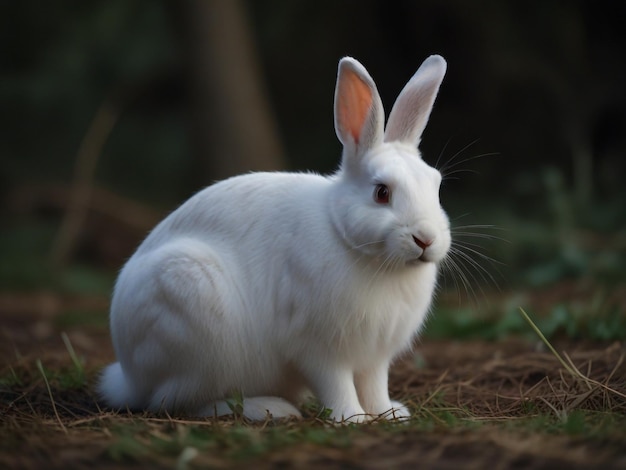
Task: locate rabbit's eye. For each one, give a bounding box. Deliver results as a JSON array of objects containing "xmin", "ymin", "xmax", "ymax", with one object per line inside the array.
[{"xmin": 373, "ymin": 184, "xmax": 390, "ymax": 204}]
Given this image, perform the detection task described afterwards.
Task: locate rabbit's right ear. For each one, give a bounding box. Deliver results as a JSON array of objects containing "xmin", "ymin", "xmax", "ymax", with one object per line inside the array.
[{"xmin": 334, "ymin": 58, "xmax": 384, "ymax": 167}]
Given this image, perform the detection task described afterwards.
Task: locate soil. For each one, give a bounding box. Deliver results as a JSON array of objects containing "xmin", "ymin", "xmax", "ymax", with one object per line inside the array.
[{"xmin": 1, "ymin": 292, "xmax": 625, "ymax": 469}]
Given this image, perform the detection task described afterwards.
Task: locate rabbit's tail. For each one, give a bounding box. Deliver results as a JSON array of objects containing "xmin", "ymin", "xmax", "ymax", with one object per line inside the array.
[
  {"xmin": 202, "ymin": 396, "xmax": 302, "ymax": 421},
  {"xmin": 97, "ymin": 362, "xmax": 138, "ymax": 410}
]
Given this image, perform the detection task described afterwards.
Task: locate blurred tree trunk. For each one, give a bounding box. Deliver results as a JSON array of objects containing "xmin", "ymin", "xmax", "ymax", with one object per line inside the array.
[{"xmin": 180, "ymin": 0, "xmax": 286, "ymax": 185}]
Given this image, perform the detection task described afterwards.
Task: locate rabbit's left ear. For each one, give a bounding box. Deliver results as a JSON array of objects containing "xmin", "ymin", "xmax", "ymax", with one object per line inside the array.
[
  {"xmin": 334, "ymin": 57, "xmax": 384, "ymax": 160},
  {"xmin": 384, "ymin": 55, "xmax": 447, "ymax": 146}
]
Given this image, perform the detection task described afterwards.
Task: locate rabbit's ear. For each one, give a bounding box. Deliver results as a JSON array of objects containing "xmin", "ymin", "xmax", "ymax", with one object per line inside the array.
[
  {"xmin": 334, "ymin": 57, "xmax": 384, "ymax": 160},
  {"xmin": 384, "ymin": 55, "xmax": 447, "ymax": 146}
]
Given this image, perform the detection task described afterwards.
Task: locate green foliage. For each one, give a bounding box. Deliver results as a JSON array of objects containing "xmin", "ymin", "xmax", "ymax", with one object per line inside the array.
[
  {"xmin": 98, "ymin": 407, "xmax": 626, "ymax": 466},
  {"xmin": 0, "ymin": 366, "xmax": 22, "ymax": 387},
  {"xmin": 500, "ymin": 166, "xmax": 626, "ymax": 287},
  {"xmin": 427, "ymin": 300, "xmax": 626, "ymax": 342},
  {"xmin": 104, "ymin": 419, "xmax": 359, "ymax": 465},
  {"xmin": 1, "ymin": 0, "xmax": 185, "ymax": 199},
  {"xmin": 99, "ymin": 396, "xmax": 483, "ymax": 465},
  {"xmin": 434, "ymin": 163, "xmax": 625, "ymax": 343},
  {"xmin": 107, "ymin": 423, "xmax": 153, "ymax": 462},
  {"xmin": 225, "ymin": 391, "xmax": 245, "ymax": 419},
  {"xmin": 0, "ymin": 222, "xmax": 114, "ymax": 294},
  {"xmin": 34, "ymin": 359, "xmax": 87, "ymax": 391},
  {"xmin": 55, "ymin": 310, "xmax": 109, "ymax": 329},
  {"xmin": 505, "ymin": 410, "xmax": 626, "ymax": 441},
  {"xmin": 0, "ymin": 337, "xmax": 87, "ymax": 393}
]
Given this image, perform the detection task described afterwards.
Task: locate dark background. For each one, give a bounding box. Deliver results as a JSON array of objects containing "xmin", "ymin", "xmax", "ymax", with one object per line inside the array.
[{"xmin": 1, "ymin": 0, "xmax": 624, "ymax": 299}]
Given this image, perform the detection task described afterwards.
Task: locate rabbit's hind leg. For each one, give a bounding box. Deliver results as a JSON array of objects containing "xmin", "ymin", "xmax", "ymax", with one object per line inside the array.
[
  {"xmin": 111, "ymin": 238, "xmax": 239, "ymax": 415},
  {"xmin": 145, "ymin": 238, "xmax": 240, "ymax": 366},
  {"xmin": 151, "ymin": 238, "xmax": 234, "ymax": 323}
]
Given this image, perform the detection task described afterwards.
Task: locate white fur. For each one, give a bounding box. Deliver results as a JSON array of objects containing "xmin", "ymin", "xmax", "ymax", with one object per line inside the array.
[{"xmin": 98, "ymin": 55, "xmax": 450, "ymax": 423}]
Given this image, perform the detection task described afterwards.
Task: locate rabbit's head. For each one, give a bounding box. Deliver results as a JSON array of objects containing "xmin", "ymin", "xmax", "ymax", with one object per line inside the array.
[{"xmin": 330, "ymin": 55, "xmax": 450, "ymax": 268}]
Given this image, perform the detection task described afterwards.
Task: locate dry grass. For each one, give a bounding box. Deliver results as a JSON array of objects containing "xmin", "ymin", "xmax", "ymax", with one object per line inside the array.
[{"xmin": 1, "ymin": 302, "xmax": 625, "ymax": 469}]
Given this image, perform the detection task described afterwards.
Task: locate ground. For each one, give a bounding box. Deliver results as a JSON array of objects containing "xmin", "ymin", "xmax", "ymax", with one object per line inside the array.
[{"xmin": 1, "ymin": 291, "xmax": 625, "ymax": 469}]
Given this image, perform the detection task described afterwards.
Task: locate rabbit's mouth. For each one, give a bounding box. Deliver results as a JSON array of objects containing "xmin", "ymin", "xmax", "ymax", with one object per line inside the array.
[
  {"xmin": 416, "ymin": 250, "xmax": 446, "ymax": 264},
  {"xmin": 406, "ymin": 255, "xmax": 429, "ymax": 266}
]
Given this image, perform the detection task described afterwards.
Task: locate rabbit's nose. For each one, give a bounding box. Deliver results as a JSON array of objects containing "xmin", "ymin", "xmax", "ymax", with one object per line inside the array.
[{"xmin": 412, "ymin": 235, "xmax": 433, "ymax": 251}]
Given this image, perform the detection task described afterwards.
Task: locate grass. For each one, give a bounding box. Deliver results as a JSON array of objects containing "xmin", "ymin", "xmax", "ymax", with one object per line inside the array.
[
  {"xmin": 100, "ymin": 409, "xmax": 480, "ymax": 465},
  {"xmin": 1, "ymin": 274, "xmax": 624, "ymax": 468},
  {"xmin": 3, "ymin": 346, "xmax": 625, "ymax": 468},
  {"xmin": 104, "ymin": 418, "xmax": 358, "ymax": 463},
  {"xmin": 1, "ymin": 314, "xmax": 624, "ymax": 469},
  {"xmin": 501, "ymin": 410, "xmax": 626, "ymax": 440}
]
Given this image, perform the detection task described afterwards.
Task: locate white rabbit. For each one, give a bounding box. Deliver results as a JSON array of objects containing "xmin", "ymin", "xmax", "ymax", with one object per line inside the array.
[{"xmin": 98, "ymin": 55, "xmax": 451, "ymax": 423}]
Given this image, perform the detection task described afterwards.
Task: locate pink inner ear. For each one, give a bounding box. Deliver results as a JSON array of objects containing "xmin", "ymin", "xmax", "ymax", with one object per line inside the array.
[{"xmin": 338, "ymin": 69, "xmax": 372, "ymax": 144}]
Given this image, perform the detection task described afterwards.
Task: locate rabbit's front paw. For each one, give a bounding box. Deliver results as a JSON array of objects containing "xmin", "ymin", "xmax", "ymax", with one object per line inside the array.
[
  {"xmin": 330, "ymin": 408, "xmax": 371, "ymax": 424},
  {"xmin": 380, "ymin": 400, "xmax": 411, "ymax": 421}
]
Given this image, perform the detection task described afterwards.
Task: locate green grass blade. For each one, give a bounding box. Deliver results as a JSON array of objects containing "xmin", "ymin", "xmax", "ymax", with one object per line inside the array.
[
  {"xmin": 61, "ymin": 331, "xmax": 84, "ymax": 375},
  {"xmin": 36, "ymin": 359, "xmax": 67, "ymax": 434},
  {"xmin": 518, "ymin": 307, "xmax": 578, "ymax": 377}
]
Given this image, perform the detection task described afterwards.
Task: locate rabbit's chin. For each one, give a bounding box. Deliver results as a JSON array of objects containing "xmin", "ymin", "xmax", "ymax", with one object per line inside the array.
[
  {"xmin": 403, "ymin": 255, "xmax": 442, "ymax": 268},
  {"xmin": 407, "ymin": 257, "xmax": 429, "ymax": 266},
  {"xmin": 416, "ymin": 250, "xmax": 448, "ymax": 265},
  {"xmin": 370, "ymin": 253, "xmax": 437, "ymax": 270}
]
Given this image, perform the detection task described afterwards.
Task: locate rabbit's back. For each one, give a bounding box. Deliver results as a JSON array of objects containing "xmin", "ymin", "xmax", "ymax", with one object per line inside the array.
[{"xmin": 135, "ymin": 172, "xmax": 332, "ymax": 257}]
